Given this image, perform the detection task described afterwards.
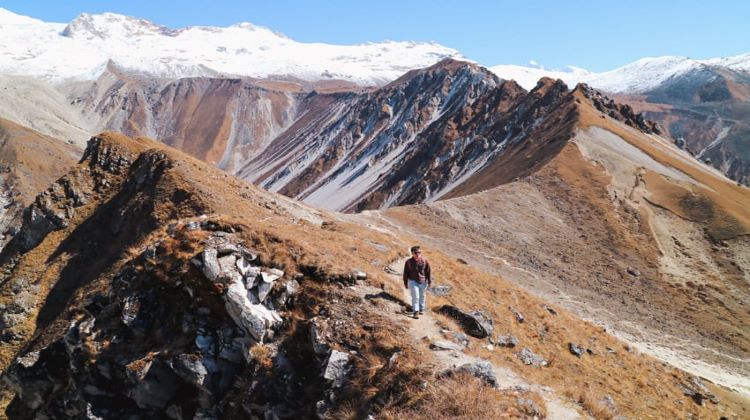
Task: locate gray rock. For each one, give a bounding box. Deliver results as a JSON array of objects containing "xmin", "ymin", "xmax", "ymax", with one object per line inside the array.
[
  {"xmin": 224, "ymin": 279, "xmax": 281, "ymax": 342},
  {"xmin": 16, "ymin": 351, "xmax": 40, "ymax": 368},
  {"xmin": 202, "ymin": 248, "xmax": 221, "ymax": 281},
  {"xmin": 430, "ymin": 340, "xmax": 465, "ymax": 351},
  {"xmin": 453, "ymin": 361, "xmax": 498, "ymax": 388},
  {"xmin": 261, "ymin": 271, "xmax": 281, "ymax": 284},
  {"xmin": 170, "ymin": 354, "xmax": 209, "ymax": 391},
  {"xmin": 274, "ymin": 280, "xmax": 300, "ymax": 307},
  {"xmin": 323, "ymin": 350, "xmax": 350, "ymax": 386},
  {"xmin": 436, "ymin": 305, "xmax": 493, "ymax": 338},
  {"xmin": 219, "ymin": 337, "xmax": 250, "ymax": 364},
  {"xmin": 235, "ymin": 257, "xmax": 253, "ymax": 276},
  {"xmin": 257, "ymin": 281, "xmax": 273, "ymax": 303},
  {"xmin": 543, "ymin": 305, "xmax": 558, "ymax": 315},
  {"xmin": 569, "ymin": 343, "xmax": 584, "ymax": 357},
  {"xmin": 244, "ymin": 267, "xmax": 262, "ymax": 288},
  {"xmin": 218, "ymin": 254, "xmax": 238, "ymax": 274},
  {"xmin": 496, "ymin": 335, "xmax": 518, "ymax": 348},
  {"xmin": 517, "ymin": 348, "xmax": 547, "ymax": 367}
]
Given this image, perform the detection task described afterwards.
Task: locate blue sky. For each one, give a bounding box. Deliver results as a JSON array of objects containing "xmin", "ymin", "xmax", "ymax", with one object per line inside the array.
[{"xmin": 2, "ymin": 0, "xmax": 747, "ymax": 72}]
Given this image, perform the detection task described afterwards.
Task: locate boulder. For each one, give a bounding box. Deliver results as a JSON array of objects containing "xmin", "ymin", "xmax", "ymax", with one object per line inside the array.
[
  {"xmin": 496, "ymin": 334, "xmax": 518, "ymax": 348},
  {"xmin": 436, "ymin": 305, "xmax": 493, "ymax": 338},
  {"xmin": 451, "ymin": 361, "xmax": 498, "ymax": 388},
  {"xmin": 323, "ymin": 350, "xmax": 350, "ymax": 387},
  {"xmin": 201, "ymin": 248, "xmax": 221, "ymax": 282},
  {"xmin": 224, "ymin": 279, "xmax": 281, "ymax": 341},
  {"xmin": 517, "ymin": 348, "xmax": 547, "ymax": 367},
  {"xmin": 170, "ymin": 354, "xmax": 209, "ymax": 392}
]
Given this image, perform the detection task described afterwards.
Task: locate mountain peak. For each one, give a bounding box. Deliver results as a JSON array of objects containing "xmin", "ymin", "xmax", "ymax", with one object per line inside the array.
[{"xmin": 61, "ymin": 12, "xmax": 175, "ymax": 39}]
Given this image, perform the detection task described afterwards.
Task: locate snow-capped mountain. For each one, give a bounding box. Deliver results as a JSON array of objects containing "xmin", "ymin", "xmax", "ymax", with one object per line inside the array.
[
  {"xmin": 0, "ymin": 8, "xmax": 463, "ymax": 84},
  {"xmin": 490, "ymin": 54, "xmax": 750, "ymax": 93}
]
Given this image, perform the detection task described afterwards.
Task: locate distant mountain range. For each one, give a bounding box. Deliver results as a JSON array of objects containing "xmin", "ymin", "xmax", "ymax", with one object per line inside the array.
[
  {"xmin": 0, "ymin": 7, "xmax": 748, "ymax": 186},
  {"xmin": 0, "ymin": 8, "xmax": 462, "ymax": 85}
]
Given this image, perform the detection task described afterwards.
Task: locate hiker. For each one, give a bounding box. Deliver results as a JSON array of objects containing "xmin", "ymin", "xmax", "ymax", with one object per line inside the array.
[{"xmin": 403, "ymin": 245, "xmax": 432, "ymax": 319}]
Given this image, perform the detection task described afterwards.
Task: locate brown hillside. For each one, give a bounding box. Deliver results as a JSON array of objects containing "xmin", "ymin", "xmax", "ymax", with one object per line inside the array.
[
  {"xmin": 0, "ymin": 132, "xmax": 740, "ymax": 418},
  {"xmin": 378, "ymin": 87, "xmax": 750, "ymax": 413},
  {"xmin": 0, "ymin": 118, "xmax": 79, "ymax": 249}
]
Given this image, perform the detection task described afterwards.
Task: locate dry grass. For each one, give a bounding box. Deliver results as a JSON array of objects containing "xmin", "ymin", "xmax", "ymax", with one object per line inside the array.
[
  {"xmin": 563, "ymin": 387, "xmax": 616, "ymax": 419},
  {"xmin": 379, "ymin": 373, "xmax": 546, "ymax": 419}
]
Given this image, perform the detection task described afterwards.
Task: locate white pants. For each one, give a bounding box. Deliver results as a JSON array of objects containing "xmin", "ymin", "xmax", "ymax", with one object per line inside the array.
[{"xmin": 408, "ymin": 279, "xmax": 427, "ymax": 312}]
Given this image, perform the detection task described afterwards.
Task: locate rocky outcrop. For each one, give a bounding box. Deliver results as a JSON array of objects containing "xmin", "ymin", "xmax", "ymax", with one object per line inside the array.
[
  {"xmin": 578, "ymin": 84, "xmax": 661, "ymax": 134},
  {"xmin": 3, "ymin": 221, "xmax": 301, "ymax": 418},
  {"xmin": 436, "ymin": 305, "xmax": 494, "ymax": 338}
]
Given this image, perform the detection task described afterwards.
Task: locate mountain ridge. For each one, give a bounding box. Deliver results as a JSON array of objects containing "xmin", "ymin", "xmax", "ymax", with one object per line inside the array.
[{"xmin": 0, "ymin": 8, "xmax": 463, "ymax": 85}]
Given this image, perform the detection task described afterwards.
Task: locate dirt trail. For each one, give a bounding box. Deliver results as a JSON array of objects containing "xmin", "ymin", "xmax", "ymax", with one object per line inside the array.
[{"xmin": 388, "ymin": 260, "xmax": 584, "ymax": 420}]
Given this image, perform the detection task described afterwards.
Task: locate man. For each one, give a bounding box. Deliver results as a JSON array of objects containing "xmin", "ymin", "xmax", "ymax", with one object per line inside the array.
[{"xmin": 403, "ymin": 245, "xmax": 431, "ymax": 319}]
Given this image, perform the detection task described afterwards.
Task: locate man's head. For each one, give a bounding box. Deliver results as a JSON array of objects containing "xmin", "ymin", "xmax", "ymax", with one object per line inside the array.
[{"xmin": 410, "ymin": 246, "xmax": 421, "ymax": 256}]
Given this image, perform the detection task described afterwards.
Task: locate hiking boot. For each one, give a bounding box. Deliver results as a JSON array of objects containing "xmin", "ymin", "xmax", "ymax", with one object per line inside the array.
[
  {"xmin": 413, "ymin": 311, "xmax": 419, "ymax": 319},
  {"xmin": 418, "ymin": 310, "xmax": 424, "ymax": 315}
]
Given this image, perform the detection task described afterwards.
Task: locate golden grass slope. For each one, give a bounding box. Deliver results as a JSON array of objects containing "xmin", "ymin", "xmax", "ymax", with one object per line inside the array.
[
  {"xmin": 0, "ymin": 118, "xmax": 80, "ymax": 205},
  {"xmin": 0, "ymin": 131, "xmax": 742, "ymax": 417}
]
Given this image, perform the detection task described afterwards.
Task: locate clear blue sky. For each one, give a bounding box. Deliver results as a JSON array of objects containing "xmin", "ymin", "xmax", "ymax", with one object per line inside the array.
[{"xmin": 2, "ymin": 0, "xmax": 747, "ymax": 72}]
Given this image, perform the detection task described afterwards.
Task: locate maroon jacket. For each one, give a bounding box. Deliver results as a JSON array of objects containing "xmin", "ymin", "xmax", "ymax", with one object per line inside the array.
[{"xmin": 403, "ymin": 257, "xmax": 431, "ymax": 286}]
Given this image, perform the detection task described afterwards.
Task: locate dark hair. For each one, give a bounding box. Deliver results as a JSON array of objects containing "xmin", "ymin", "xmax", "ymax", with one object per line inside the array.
[{"xmin": 410, "ymin": 246, "xmax": 421, "ymax": 254}]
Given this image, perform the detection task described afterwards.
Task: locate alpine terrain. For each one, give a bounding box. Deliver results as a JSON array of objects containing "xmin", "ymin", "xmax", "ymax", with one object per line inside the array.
[{"xmin": 0, "ymin": 6, "xmax": 748, "ymax": 419}]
